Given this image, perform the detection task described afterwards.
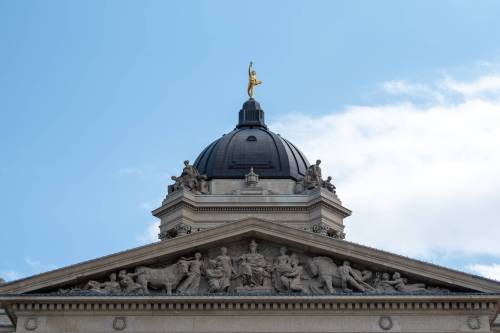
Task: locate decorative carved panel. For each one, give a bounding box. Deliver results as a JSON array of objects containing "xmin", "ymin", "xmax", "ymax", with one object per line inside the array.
[{"xmin": 55, "ymin": 238, "xmax": 452, "ymax": 296}]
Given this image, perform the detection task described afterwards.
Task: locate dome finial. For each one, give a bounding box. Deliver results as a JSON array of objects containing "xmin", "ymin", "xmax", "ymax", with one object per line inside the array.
[{"xmin": 237, "ymin": 98, "xmax": 267, "ymax": 129}]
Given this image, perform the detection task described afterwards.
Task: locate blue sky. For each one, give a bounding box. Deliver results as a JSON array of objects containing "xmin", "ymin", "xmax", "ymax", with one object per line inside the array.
[{"xmin": 1, "ymin": 1, "xmax": 500, "ymax": 281}]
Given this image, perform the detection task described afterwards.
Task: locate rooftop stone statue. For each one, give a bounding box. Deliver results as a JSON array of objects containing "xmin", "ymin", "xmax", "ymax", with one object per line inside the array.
[
  {"xmin": 168, "ymin": 160, "xmax": 208, "ymax": 194},
  {"xmin": 295, "ymin": 159, "xmax": 338, "ymax": 195}
]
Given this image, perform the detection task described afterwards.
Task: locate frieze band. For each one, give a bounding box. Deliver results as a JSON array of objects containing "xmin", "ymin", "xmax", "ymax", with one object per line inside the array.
[{"xmin": 58, "ymin": 240, "xmax": 449, "ymax": 296}]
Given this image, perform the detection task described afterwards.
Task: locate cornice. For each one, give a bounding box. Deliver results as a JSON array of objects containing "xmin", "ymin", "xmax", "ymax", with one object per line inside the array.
[
  {"xmin": 153, "ymin": 191, "xmax": 351, "ymax": 218},
  {"xmin": 1, "ymin": 294, "xmax": 498, "ymax": 317}
]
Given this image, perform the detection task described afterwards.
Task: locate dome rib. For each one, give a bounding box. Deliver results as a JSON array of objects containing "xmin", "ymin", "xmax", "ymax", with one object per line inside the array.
[{"xmin": 280, "ymin": 136, "xmax": 309, "ymax": 178}]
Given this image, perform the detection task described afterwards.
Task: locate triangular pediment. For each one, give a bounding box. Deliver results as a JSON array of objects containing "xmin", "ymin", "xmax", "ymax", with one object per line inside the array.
[{"xmin": 1, "ymin": 218, "xmax": 499, "ymax": 296}]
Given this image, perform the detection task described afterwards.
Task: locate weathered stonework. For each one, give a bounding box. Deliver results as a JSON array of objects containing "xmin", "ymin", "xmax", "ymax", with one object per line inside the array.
[
  {"xmin": 154, "ymin": 185, "xmax": 350, "ymax": 241},
  {"xmin": 54, "ymin": 238, "xmax": 454, "ymax": 296},
  {"xmin": 2, "ymin": 295, "xmax": 498, "ymax": 333}
]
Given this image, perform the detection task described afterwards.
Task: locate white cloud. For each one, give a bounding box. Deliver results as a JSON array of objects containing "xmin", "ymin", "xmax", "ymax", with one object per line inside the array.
[
  {"xmin": 382, "ymin": 80, "xmax": 445, "ymax": 103},
  {"xmin": 136, "ymin": 194, "xmax": 168, "ymax": 243},
  {"xmin": 441, "ymin": 75, "xmax": 500, "ymax": 97},
  {"xmin": 272, "ymin": 72, "xmax": 500, "ymax": 260},
  {"xmin": 137, "ymin": 221, "xmax": 160, "ymax": 244},
  {"xmin": 0, "ymin": 270, "xmax": 24, "ymax": 282},
  {"xmin": 468, "ymin": 264, "xmax": 500, "ymax": 281},
  {"xmin": 0, "ymin": 258, "xmax": 58, "ymax": 282},
  {"xmin": 25, "ymin": 257, "xmax": 57, "ymax": 273}
]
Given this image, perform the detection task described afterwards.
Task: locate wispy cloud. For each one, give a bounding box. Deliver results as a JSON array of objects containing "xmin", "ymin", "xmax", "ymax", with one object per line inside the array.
[
  {"xmin": 382, "ymin": 71, "xmax": 500, "ymax": 105},
  {"xmin": 382, "ymin": 80, "xmax": 446, "ymax": 104},
  {"xmin": 25, "ymin": 257, "xmax": 58, "ymax": 273},
  {"xmin": 0, "ymin": 258, "xmax": 57, "ymax": 282},
  {"xmin": 272, "ymin": 71, "xmax": 500, "ymax": 264},
  {"xmin": 441, "ymin": 75, "xmax": 500, "ymax": 97},
  {"xmin": 0, "ymin": 270, "xmax": 24, "ymax": 282},
  {"xmin": 468, "ymin": 264, "xmax": 500, "ymax": 281},
  {"xmin": 136, "ymin": 221, "xmax": 160, "ymax": 244}
]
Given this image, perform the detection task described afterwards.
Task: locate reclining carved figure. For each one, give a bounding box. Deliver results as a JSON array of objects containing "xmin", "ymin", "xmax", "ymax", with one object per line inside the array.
[{"xmin": 307, "ymin": 257, "xmax": 373, "ymax": 293}]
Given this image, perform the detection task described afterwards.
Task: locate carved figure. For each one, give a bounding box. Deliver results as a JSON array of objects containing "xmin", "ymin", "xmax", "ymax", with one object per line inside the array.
[
  {"xmin": 388, "ymin": 271, "xmax": 427, "ymax": 292},
  {"xmin": 373, "ymin": 272, "xmax": 396, "ymax": 292},
  {"xmin": 58, "ymin": 286, "xmax": 83, "ymax": 295},
  {"xmin": 177, "ymin": 252, "xmax": 203, "ymax": 294},
  {"xmin": 181, "ymin": 160, "xmax": 200, "ymax": 189},
  {"xmin": 135, "ymin": 259, "xmax": 191, "ymax": 295},
  {"xmin": 338, "ymin": 261, "xmax": 374, "ymax": 292},
  {"xmin": 307, "ymin": 257, "xmax": 373, "ymax": 294},
  {"xmin": 101, "ymin": 273, "xmax": 121, "ymax": 293},
  {"xmin": 206, "ymin": 260, "xmax": 225, "ymax": 293},
  {"xmin": 295, "ymin": 160, "xmax": 339, "ymax": 196},
  {"xmin": 279, "ymin": 254, "xmax": 305, "ymax": 292},
  {"xmin": 307, "ymin": 257, "xmax": 338, "ymax": 294},
  {"xmin": 311, "ymin": 159, "xmax": 323, "ymax": 182},
  {"xmin": 118, "ymin": 270, "xmax": 145, "ymax": 293},
  {"xmin": 85, "ymin": 280, "xmax": 106, "ymax": 293},
  {"xmin": 323, "ymin": 176, "xmax": 336, "ymax": 193},
  {"xmin": 84, "ymin": 280, "xmax": 102, "ymax": 293},
  {"xmin": 275, "ymin": 247, "xmax": 292, "ymax": 272},
  {"xmin": 238, "ymin": 240, "xmax": 267, "ymax": 287},
  {"xmin": 168, "ymin": 175, "xmax": 184, "ymax": 193},
  {"xmin": 168, "ymin": 161, "xmax": 208, "ymax": 194},
  {"xmin": 295, "ymin": 160, "xmax": 324, "ymax": 193},
  {"xmin": 273, "ymin": 247, "xmax": 293, "ymax": 291},
  {"xmin": 216, "ymin": 247, "xmax": 234, "ymax": 291},
  {"xmin": 247, "ymin": 61, "xmax": 262, "ymax": 98},
  {"xmin": 85, "ymin": 273, "xmax": 121, "ymax": 294}
]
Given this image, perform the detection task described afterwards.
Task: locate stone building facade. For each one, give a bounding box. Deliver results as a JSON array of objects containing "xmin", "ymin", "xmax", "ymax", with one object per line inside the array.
[{"xmin": 1, "ymin": 97, "xmax": 499, "ymax": 332}]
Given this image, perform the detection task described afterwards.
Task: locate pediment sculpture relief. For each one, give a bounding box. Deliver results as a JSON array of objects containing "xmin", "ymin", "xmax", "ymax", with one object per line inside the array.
[{"xmin": 56, "ymin": 239, "xmax": 452, "ymax": 296}]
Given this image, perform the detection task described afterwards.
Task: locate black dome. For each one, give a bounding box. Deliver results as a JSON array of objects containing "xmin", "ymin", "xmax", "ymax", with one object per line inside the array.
[{"xmin": 193, "ymin": 99, "xmax": 310, "ymax": 181}]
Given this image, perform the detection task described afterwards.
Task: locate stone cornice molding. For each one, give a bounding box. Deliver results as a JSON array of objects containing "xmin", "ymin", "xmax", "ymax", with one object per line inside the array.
[
  {"xmin": 1, "ymin": 295, "xmax": 498, "ymax": 320},
  {"xmin": 153, "ymin": 189, "xmax": 351, "ymax": 218}
]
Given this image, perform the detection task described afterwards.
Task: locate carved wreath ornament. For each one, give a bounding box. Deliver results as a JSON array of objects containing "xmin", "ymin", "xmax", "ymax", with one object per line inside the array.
[
  {"xmin": 112, "ymin": 317, "xmax": 127, "ymax": 331},
  {"xmin": 467, "ymin": 316, "xmax": 481, "ymax": 330},
  {"xmin": 57, "ymin": 240, "xmax": 450, "ymax": 296},
  {"xmin": 378, "ymin": 316, "xmax": 393, "ymax": 330},
  {"xmin": 24, "ymin": 317, "xmax": 38, "ymax": 331}
]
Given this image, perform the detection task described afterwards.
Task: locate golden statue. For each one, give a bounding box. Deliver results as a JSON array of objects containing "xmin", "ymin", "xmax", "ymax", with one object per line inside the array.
[{"xmin": 247, "ymin": 61, "xmax": 262, "ymax": 98}]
